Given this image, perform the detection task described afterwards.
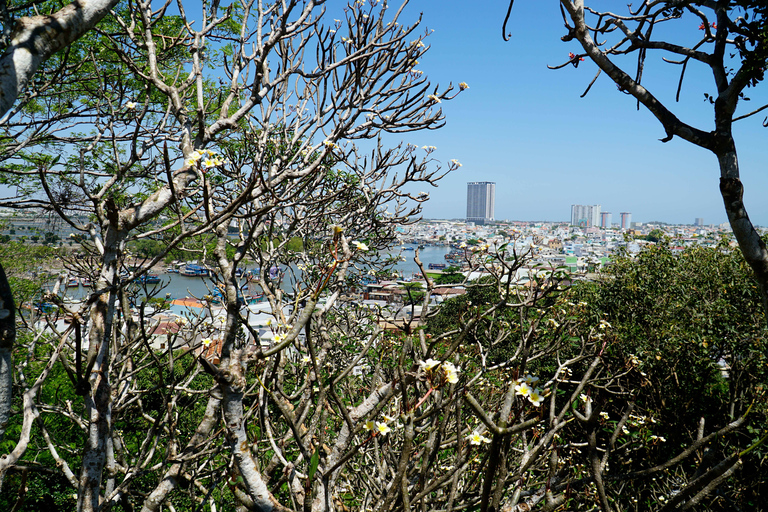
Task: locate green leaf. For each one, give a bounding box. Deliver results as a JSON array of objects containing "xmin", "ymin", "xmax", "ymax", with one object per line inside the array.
[{"xmin": 308, "ymin": 447, "xmax": 320, "ymax": 481}]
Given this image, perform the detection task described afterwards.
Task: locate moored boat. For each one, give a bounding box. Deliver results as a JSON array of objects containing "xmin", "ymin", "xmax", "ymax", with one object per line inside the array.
[
  {"xmin": 137, "ymin": 273, "xmax": 161, "ymax": 284},
  {"xmin": 180, "ymin": 264, "xmax": 210, "ymax": 277}
]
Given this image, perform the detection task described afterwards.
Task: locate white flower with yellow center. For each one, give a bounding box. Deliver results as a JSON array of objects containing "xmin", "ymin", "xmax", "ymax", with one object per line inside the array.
[
  {"xmin": 364, "ymin": 420, "xmax": 375, "ymax": 431},
  {"xmin": 376, "ymin": 422, "xmax": 391, "ymax": 436},
  {"xmin": 427, "ymin": 94, "xmax": 441, "ymax": 103},
  {"xmin": 514, "ymin": 381, "xmax": 532, "ymax": 397},
  {"xmin": 353, "ymin": 240, "xmax": 369, "ymax": 251},
  {"xmin": 125, "ymin": 101, "xmax": 136, "ymax": 110},
  {"xmin": 528, "ymin": 388, "xmax": 545, "ymax": 407},
  {"xmin": 459, "ymin": 82, "xmax": 469, "ymax": 90},
  {"xmin": 442, "ymin": 361, "xmax": 460, "ymax": 384},
  {"xmin": 302, "ymin": 355, "xmax": 311, "ymax": 364},
  {"xmin": 523, "ymin": 374, "xmax": 540, "ymax": 386},
  {"xmin": 274, "ymin": 333, "xmax": 285, "ymax": 343},
  {"xmin": 201, "ymin": 338, "xmax": 212, "ymax": 347},
  {"xmin": 468, "ymin": 432, "xmax": 490, "ymax": 445},
  {"xmin": 420, "ymin": 358, "xmax": 441, "ymax": 371}
]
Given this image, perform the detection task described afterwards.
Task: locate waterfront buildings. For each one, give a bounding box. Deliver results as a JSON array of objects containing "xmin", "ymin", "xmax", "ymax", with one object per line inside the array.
[
  {"xmin": 466, "ymin": 182, "xmax": 495, "ymax": 225},
  {"xmin": 571, "ymin": 204, "xmax": 601, "ymax": 227}
]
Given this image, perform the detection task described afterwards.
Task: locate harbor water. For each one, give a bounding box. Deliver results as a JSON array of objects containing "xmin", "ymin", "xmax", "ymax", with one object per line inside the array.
[{"xmin": 62, "ymin": 245, "xmax": 451, "ymax": 302}]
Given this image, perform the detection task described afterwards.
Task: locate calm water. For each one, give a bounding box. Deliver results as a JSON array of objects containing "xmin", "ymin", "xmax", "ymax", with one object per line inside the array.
[{"xmin": 63, "ymin": 245, "xmax": 451, "ymax": 301}]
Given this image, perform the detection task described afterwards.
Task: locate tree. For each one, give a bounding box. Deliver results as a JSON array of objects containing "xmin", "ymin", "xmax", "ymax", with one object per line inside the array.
[
  {"xmin": 571, "ymin": 241, "xmax": 768, "ymax": 510},
  {"xmin": 0, "ymin": 1, "xmax": 466, "ymax": 511},
  {"xmin": 645, "ymin": 228, "xmax": 665, "ymax": 243},
  {"xmin": 504, "ymin": 1, "xmax": 768, "ymax": 312}
]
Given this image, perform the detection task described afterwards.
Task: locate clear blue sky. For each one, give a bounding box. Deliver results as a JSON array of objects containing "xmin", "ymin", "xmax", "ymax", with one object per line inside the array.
[{"xmin": 395, "ymin": 1, "xmax": 768, "ymax": 226}]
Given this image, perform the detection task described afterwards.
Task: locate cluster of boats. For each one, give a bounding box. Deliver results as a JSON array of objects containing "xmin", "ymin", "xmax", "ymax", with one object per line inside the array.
[{"xmin": 66, "ymin": 276, "xmax": 92, "ymax": 288}]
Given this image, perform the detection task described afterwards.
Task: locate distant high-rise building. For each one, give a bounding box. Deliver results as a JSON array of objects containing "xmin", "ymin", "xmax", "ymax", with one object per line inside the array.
[
  {"xmin": 695, "ymin": 217, "xmax": 704, "ymax": 226},
  {"xmin": 600, "ymin": 211, "xmax": 612, "ymax": 228},
  {"xmin": 466, "ymin": 182, "xmax": 495, "ymax": 225},
  {"xmin": 571, "ymin": 204, "xmax": 601, "ymax": 227},
  {"xmin": 620, "ymin": 212, "xmax": 632, "ymax": 230}
]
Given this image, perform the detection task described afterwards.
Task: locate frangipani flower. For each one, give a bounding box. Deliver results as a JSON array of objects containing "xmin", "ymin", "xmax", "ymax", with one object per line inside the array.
[
  {"xmin": 459, "ymin": 82, "xmax": 469, "ymax": 90},
  {"xmin": 365, "ymin": 420, "xmax": 375, "ymax": 431},
  {"xmin": 528, "ymin": 388, "xmax": 545, "ymax": 407},
  {"xmin": 442, "ymin": 361, "xmax": 460, "ymax": 384},
  {"xmin": 468, "ymin": 432, "xmax": 491, "ymax": 445},
  {"xmin": 523, "ymin": 374, "xmax": 540, "ymax": 385},
  {"xmin": 514, "ymin": 381, "xmax": 531, "ymax": 397},
  {"xmin": 353, "ymin": 240, "xmax": 369, "ymax": 251},
  {"xmin": 427, "ymin": 94, "xmax": 441, "ymax": 103},
  {"xmin": 201, "ymin": 338, "xmax": 212, "ymax": 347},
  {"xmin": 302, "ymin": 355, "xmax": 311, "ymax": 364},
  {"xmin": 420, "ymin": 358, "xmax": 441, "ymax": 371},
  {"xmin": 376, "ymin": 421, "xmax": 391, "ymax": 435},
  {"xmin": 125, "ymin": 101, "xmax": 137, "ymax": 110},
  {"xmin": 274, "ymin": 333, "xmax": 285, "ymax": 343}
]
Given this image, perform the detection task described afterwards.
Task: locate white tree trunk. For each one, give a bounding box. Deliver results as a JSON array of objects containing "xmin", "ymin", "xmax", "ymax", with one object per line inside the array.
[
  {"xmin": 0, "ymin": 263, "xmax": 14, "ymax": 442},
  {"xmin": 0, "ymin": 0, "xmax": 120, "ymax": 120}
]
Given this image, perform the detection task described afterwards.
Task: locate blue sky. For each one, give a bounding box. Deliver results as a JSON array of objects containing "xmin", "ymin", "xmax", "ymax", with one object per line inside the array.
[{"xmin": 394, "ymin": 1, "xmax": 768, "ymax": 226}]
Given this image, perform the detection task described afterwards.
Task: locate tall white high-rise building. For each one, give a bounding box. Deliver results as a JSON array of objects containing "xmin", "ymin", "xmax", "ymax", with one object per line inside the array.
[
  {"xmin": 571, "ymin": 204, "xmax": 601, "ymax": 227},
  {"xmin": 466, "ymin": 182, "xmax": 495, "ymax": 225}
]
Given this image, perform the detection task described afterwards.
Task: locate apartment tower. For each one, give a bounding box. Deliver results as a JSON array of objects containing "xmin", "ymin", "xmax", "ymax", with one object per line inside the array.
[
  {"xmin": 466, "ymin": 182, "xmax": 496, "ymax": 225},
  {"xmin": 620, "ymin": 212, "xmax": 632, "ymax": 230},
  {"xmin": 571, "ymin": 204, "xmax": 601, "ymax": 227}
]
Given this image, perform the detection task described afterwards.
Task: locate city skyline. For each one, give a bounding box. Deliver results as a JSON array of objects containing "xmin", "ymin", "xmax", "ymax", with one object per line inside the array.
[{"xmin": 398, "ymin": 1, "xmax": 768, "ymax": 226}]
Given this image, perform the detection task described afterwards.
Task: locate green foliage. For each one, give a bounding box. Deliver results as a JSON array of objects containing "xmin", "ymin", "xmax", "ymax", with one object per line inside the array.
[
  {"xmin": 644, "ymin": 228, "xmax": 665, "ymax": 243},
  {"xmin": 0, "ymin": 242, "xmax": 59, "ymax": 305},
  {"xmin": 570, "ymin": 241, "xmax": 768, "ymax": 507},
  {"xmin": 433, "ymin": 265, "xmax": 464, "ymax": 285}
]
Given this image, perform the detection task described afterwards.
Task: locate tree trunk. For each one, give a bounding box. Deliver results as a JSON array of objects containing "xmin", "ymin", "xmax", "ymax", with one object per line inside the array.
[
  {"xmin": 78, "ymin": 227, "xmax": 122, "ymax": 512},
  {"xmin": 718, "ymin": 150, "xmax": 768, "ymax": 315},
  {"xmin": 0, "ymin": 0, "xmax": 120, "ymax": 120},
  {"xmin": 0, "ymin": 262, "xmax": 14, "ymax": 442}
]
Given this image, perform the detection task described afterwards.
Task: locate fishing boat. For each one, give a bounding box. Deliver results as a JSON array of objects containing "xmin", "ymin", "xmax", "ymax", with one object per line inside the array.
[
  {"xmin": 428, "ymin": 263, "xmax": 447, "ymax": 270},
  {"xmin": 137, "ymin": 273, "xmax": 161, "ymax": 284},
  {"xmin": 66, "ymin": 277, "xmax": 79, "ymax": 288},
  {"xmin": 180, "ymin": 264, "xmax": 210, "ymax": 277}
]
